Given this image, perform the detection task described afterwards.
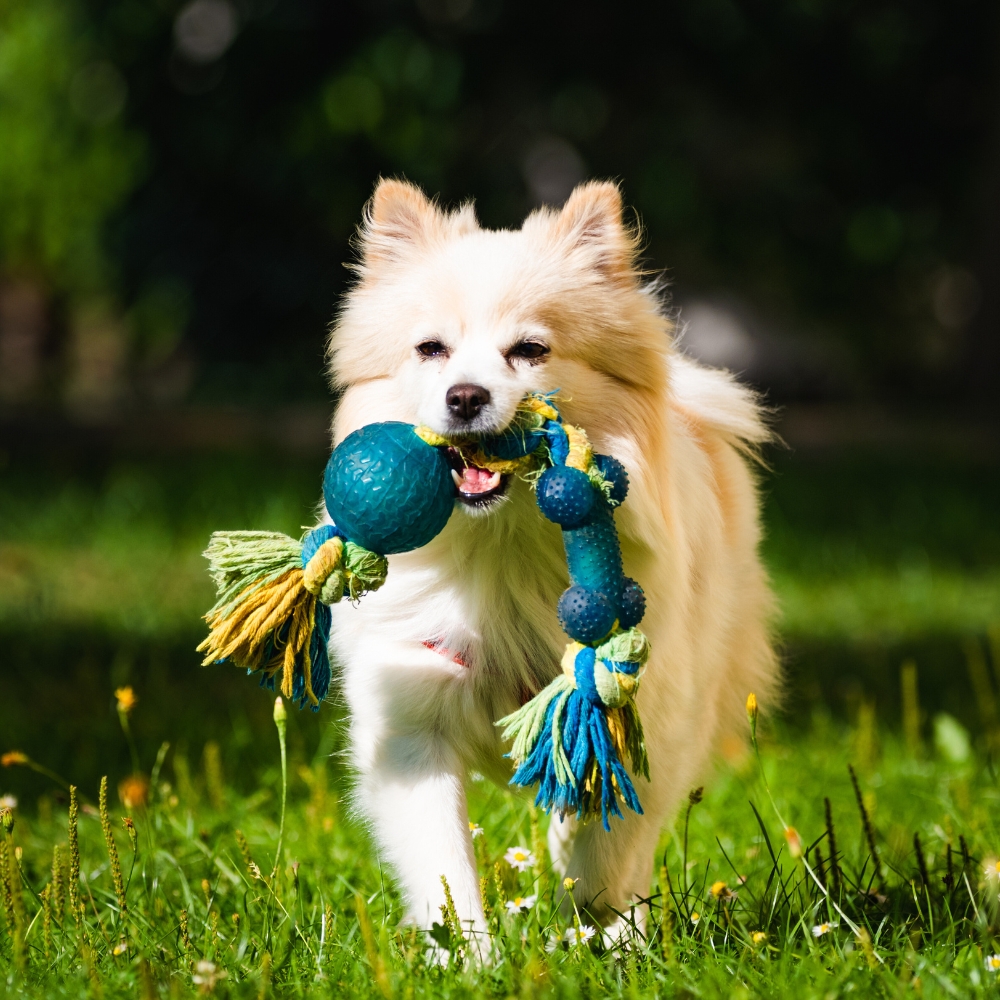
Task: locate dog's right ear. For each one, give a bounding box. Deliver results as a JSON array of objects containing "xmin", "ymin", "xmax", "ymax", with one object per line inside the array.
[{"xmin": 359, "ymin": 179, "xmax": 442, "ymax": 269}]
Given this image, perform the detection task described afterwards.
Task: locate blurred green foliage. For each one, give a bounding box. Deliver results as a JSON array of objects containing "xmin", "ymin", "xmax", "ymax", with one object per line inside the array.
[
  {"xmin": 766, "ymin": 454, "xmax": 1000, "ymax": 640},
  {"xmin": 0, "ymin": 0, "xmax": 144, "ymax": 296},
  {"xmin": 0, "ymin": 0, "xmax": 995, "ymax": 405}
]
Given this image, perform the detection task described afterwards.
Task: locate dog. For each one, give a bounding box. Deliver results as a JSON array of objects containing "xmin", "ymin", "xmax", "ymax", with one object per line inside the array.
[{"xmin": 325, "ymin": 178, "xmax": 778, "ymax": 945}]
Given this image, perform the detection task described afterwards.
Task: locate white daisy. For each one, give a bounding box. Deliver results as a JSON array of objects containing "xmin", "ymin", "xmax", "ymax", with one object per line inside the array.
[
  {"xmin": 690, "ymin": 911, "xmax": 701, "ymax": 925},
  {"xmin": 811, "ymin": 921, "xmax": 838, "ymax": 937},
  {"xmin": 986, "ymin": 954, "xmax": 1000, "ymax": 973},
  {"xmin": 563, "ymin": 925, "xmax": 596, "ymax": 946},
  {"xmin": 504, "ymin": 845, "xmax": 536, "ymax": 872},
  {"xmin": 192, "ymin": 960, "xmax": 226, "ymax": 991},
  {"xmin": 469, "ymin": 822, "xmax": 484, "ymax": 839},
  {"xmin": 505, "ymin": 894, "xmax": 537, "ymax": 914},
  {"xmin": 546, "ymin": 924, "xmax": 597, "ymax": 950}
]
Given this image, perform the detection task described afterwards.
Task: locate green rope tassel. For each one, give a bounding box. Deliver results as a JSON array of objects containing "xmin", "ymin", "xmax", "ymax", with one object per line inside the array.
[{"xmin": 197, "ymin": 526, "xmax": 386, "ymax": 709}]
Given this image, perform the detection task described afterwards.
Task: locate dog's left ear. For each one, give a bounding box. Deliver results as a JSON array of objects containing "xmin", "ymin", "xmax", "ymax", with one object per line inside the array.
[{"xmin": 555, "ymin": 182, "xmax": 636, "ymax": 285}]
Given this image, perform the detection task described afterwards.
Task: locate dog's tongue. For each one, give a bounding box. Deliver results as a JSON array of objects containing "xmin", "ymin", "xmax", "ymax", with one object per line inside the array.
[{"xmin": 452, "ymin": 464, "xmax": 502, "ymax": 495}]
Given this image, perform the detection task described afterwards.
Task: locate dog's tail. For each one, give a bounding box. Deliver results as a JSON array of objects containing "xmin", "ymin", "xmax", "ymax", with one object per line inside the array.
[{"xmin": 669, "ymin": 351, "xmax": 775, "ymax": 460}]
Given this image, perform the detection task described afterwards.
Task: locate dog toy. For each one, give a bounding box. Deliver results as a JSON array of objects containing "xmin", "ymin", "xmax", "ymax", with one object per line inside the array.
[{"xmin": 198, "ymin": 393, "xmax": 649, "ymax": 828}]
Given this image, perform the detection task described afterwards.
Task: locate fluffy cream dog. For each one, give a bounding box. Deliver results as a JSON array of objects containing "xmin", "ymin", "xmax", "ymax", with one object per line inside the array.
[{"xmin": 326, "ymin": 178, "xmax": 777, "ymax": 943}]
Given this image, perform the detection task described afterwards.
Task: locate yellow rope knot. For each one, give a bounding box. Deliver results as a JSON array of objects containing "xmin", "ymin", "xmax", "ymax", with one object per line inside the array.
[
  {"xmin": 563, "ymin": 422, "xmax": 593, "ymax": 472},
  {"xmin": 302, "ymin": 537, "xmax": 344, "ymax": 595}
]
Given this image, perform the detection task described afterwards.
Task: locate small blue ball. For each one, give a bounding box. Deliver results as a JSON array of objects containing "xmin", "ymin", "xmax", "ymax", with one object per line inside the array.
[
  {"xmin": 595, "ymin": 454, "xmax": 629, "ymax": 505},
  {"xmin": 536, "ymin": 467, "xmax": 594, "ymax": 528},
  {"xmin": 618, "ymin": 577, "xmax": 646, "ymax": 629},
  {"xmin": 324, "ymin": 422, "xmax": 455, "ymax": 555},
  {"xmin": 557, "ymin": 585, "xmax": 617, "ymax": 644}
]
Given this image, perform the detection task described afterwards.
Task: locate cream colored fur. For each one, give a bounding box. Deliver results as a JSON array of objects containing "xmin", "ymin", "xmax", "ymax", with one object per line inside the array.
[{"xmin": 325, "ymin": 178, "xmax": 778, "ymax": 947}]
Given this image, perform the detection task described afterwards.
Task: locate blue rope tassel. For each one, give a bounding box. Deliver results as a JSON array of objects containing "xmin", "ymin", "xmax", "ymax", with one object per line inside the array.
[{"xmin": 508, "ymin": 644, "xmax": 646, "ymax": 830}]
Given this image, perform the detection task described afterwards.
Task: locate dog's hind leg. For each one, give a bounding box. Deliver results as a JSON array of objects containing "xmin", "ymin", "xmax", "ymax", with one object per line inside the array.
[
  {"xmin": 558, "ymin": 809, "xmax": 661, "ymax": 938},
  {"xmin": 547, "ymin": 812, "xmax": 577, "ymax": 877}
]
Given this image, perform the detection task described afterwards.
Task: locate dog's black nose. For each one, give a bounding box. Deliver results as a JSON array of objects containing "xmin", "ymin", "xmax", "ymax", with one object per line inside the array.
[{"xmin": 446, "ymin": 383, "xmax": 491, "ymax": 422}]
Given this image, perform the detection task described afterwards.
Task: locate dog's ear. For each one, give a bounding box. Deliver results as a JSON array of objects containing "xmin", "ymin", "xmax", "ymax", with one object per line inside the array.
[
  {"xmin": 554, "ymin": 181, "xmax": 636, "ymax": 284},
  {"xmin": 449, "ymin": 202, "xmax": 479, "ymax": 237},
  {"xmin": 360, "ymin": 178, "xmax": 441, "ymax": 267}
]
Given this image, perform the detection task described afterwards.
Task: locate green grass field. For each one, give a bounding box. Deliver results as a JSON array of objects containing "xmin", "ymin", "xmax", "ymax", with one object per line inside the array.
[
  {"xmin": 3, "ymin": 701, "xmax": 1000, "ymax": 998},
  {"xmin": 1, "ymin": 445, "xmax": 1000, "ymax": 997}
]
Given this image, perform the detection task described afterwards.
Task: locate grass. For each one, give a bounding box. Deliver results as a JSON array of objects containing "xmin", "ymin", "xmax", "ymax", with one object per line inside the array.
[
  {"xmin": 763, "ymin": 453, "xmax": 1000, "ymax": 642},
  {"xmin": 3, "ymin": 692, "xmax": 1000, "ymax": 998},
  {"xmin": 2, "ymin": 444, "xmax": 1000, "ymax": 995}
]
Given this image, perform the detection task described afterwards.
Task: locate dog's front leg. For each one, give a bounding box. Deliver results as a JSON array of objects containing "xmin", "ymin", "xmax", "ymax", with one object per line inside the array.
[
  {"xmin": 354, "ymin": 737, "xmax": 485, "ymax": 943},
  {"xmin": 338, "ymin": 636, "xmax": 489, "ymax": 957}
]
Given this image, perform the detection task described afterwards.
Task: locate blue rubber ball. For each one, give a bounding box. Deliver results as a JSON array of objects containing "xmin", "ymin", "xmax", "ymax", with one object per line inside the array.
[
  {"xmin": 594, "ymin": 454, "xmax": 629, "ymax": 505},
  {"xmin": 536, "ymin": 466, "xmax": 594, "ymax": 528},
  {"xmin": 618, "ymin": 577, "xmax": 646, "ymax": 629},
  {"xmin": 557, "ymin": 585, "xmax": 617, "ymax": 644},
  {"xmin": 323, "ymin": 422, "xmax": 456, "ymax": 555}
]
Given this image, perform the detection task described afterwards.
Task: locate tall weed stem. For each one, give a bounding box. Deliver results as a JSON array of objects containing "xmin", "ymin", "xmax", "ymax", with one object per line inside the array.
[{"xmin": 272, "ymin": 697, "xmax": 288, "ymax": 877}]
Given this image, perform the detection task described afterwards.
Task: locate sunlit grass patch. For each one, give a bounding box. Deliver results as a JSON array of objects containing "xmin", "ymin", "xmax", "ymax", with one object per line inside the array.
[
  {"xmin": 2, "ymin": 690, "xmax": 1000, "ymax": 997},
  {"xmin": 774, "ymin": 567, "xmax": 1000, "ymax": 641}
]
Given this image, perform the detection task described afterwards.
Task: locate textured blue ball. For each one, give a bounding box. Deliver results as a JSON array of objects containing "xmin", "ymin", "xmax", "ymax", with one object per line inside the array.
[
  {"xmin": 595, "ymin": 454, "xmax": 629, "ymax": 505},
  {"xmin": 323, "ymin": 422, "xmax": 455, "ymax": 555},
  {"xmin": 557, "ymin": 585, "xmax": 617, "ymax": 644},
  {"xmin": 536, "ymin": 467, "xmax": 594, "ymax": 528},
  {"xmin": 618, "ymin": 577, "xmax": 646, "ymax": 629}
]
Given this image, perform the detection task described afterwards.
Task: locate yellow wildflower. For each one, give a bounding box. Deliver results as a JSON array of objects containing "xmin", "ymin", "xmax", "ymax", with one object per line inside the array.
[{"xmin": 115, "ymin": 687, "xmax": 138, "ymax": 715}]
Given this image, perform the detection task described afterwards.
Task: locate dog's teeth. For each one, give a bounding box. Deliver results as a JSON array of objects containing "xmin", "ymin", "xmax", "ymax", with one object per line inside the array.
[
  {"xmin": 451, "ymin": 469, "xmax": 464, "ymax": 489},
  {"xmin": 487, "ymin": 472, "xmax": 501, "ymax": 489}
]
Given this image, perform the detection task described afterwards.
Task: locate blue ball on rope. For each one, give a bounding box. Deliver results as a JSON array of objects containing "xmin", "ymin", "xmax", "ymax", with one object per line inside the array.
[
  {"xmin": 594, "ymin": 454, "xmax": 629, "ymax": 505},
  {"xmin": 323, "ymin": 422, "xmax": 456, "ymax": 555}
]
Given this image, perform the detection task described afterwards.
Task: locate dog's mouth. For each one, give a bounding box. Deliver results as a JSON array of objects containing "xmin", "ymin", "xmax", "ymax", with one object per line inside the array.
[{"xmin": 445, "ymin": 447, "xmax": 509, "ymax": 507}]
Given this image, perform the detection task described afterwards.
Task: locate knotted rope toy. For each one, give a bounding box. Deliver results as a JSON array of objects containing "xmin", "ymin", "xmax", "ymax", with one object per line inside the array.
[{"xmin": 198, "ymin": 393, "xmax": 650, "ymax": 828}]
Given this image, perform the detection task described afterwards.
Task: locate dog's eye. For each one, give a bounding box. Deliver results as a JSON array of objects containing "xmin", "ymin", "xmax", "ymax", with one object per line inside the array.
[
  {"xmin": 416, "ymin": 340, "xmax": 449, "ymax": 359},
  {"xmin": 507, "ymin": 341, "xmax": 550, "ymax": 362}
]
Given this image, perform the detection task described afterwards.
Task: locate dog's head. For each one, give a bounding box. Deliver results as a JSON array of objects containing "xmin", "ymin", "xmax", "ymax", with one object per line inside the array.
[{"xmin": 330, "ymin": 179, "xmax": 668, "ymax": 508}]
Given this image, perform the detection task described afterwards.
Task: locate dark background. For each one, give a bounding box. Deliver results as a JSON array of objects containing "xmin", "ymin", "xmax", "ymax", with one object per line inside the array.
[
  {"xmin": 1, "ymin": 0, "xmax": 999, "ymax": 801},
  {"xmin": 1, "ymin": 0, "xmax": 998, "ymax": 411}
]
